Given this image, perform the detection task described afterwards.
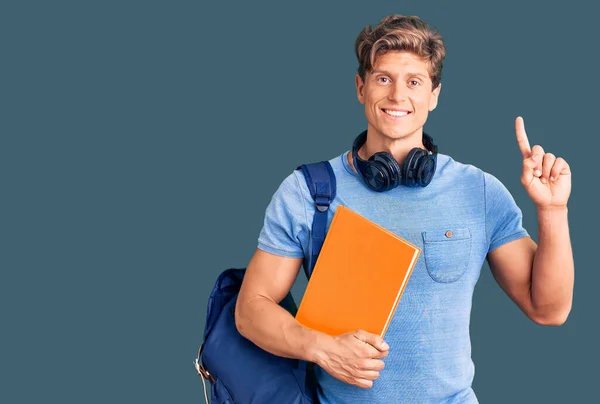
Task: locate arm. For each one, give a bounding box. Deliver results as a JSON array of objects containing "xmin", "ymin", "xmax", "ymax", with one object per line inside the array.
[
  {"xmin": 235, "ymin": 248, "xmax": 389, "ymax": 388},
  {"xmin": 487, "ymin": 206, "xmax": 573, "ymax": 325},
  {"xmin": 488, "ymin": 117, "xmax": 574, "ymax": 326},
  {"xmin": 235, "ymin": 248, "xmax": 324, "ymax": 361}
]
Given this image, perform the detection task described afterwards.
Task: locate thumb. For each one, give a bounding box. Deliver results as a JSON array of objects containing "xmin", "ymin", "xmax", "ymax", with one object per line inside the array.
[
  {"xmin": 354, "ymin": 330, "xmax": 389, "ymax": 351},
  {"xmin": 522, "ymin": 154, "xmax": 538, "ymax": 185}
]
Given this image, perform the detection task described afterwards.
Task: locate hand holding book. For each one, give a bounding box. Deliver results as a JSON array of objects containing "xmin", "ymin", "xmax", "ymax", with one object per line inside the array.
[{"xmin": 311, "ymin": 329, "xmax": 389, "ymax": 389}]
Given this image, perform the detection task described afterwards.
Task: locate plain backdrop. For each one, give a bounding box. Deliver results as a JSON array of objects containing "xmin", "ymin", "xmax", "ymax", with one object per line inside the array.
[{"xmin": 1, "ymin": 1, "xmax": 597, "ymax": 403}]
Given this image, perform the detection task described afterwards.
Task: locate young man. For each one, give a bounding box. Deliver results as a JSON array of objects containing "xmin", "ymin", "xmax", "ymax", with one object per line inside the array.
[{"xmin": 235, "ymin": 15, "xmax": 573, "ymax": 403}]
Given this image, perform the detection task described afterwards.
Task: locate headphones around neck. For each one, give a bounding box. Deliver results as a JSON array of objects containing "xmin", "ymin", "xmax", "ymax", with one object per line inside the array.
[{"xmin": 352, "ymin": 130, "xmax": 438, "ymax": 192}]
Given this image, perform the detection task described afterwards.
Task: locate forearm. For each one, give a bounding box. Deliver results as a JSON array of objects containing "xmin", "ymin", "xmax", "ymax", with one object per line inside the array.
[
  {"xmin": 531, "ymin": 205, "xmax": 574, "ymax": 323},
  {"xmin": 235, "ymin": 296, "xmax": 330, "ymax": 362}
]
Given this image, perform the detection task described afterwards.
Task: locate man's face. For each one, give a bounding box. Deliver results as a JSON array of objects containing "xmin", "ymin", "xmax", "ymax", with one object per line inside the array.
[{"xmin": 356, "ymin": 51, "xmax": 441, "ymax": 143}]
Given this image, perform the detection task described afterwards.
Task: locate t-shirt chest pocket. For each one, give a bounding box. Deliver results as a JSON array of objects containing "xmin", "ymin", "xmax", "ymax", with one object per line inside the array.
[{"xmin": 421, "ymin": 227, "xmax": 472, "ymax": 283}]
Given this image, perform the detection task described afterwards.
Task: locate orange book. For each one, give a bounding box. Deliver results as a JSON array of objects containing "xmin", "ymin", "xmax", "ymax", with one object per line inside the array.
[{"xmin": 295, "ymin": 205, "xmax": 420, "ymax": 337}]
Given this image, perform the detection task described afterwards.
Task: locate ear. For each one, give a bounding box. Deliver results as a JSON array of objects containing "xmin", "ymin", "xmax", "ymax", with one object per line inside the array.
[
  {"xmin": 428, "ymin": 83, "xmax": 441, "ymax": 111},
  {"xmin": 355, "ymin": 74, "xmax": 365, "ymax": 104}
]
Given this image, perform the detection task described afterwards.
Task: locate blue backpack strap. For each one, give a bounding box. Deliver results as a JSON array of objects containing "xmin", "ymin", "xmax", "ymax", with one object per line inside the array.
[{"xmin": 297, "ymin": 161, "xmax": 336, "ymax": 278}]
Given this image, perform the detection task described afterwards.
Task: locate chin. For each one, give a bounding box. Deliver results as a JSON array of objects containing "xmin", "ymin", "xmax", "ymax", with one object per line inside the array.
[{"xmin": 383, "ymin": 128, "xmax": 419, "ymax": 140}]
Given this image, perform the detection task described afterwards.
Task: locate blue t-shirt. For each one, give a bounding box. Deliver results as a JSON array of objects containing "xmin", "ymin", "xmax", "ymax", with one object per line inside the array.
[{"xmin": 258, "ymin": 151, "xmax": 529, "ymax": 404}]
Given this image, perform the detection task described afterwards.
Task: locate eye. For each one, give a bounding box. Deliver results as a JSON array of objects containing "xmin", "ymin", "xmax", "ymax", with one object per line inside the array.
[
  {"xmin": 409, "ymin": 80, "xmax": 420, "ymax": 87},
  {"xmin": 377, "ymin": 77, "xmax": 391, "ymax": 84}
]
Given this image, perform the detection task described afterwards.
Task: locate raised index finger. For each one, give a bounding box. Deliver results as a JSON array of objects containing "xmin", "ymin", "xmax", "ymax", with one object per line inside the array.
[{"xmin": 515, "ymin": 116, "xmax": 531, "ymax": 159}]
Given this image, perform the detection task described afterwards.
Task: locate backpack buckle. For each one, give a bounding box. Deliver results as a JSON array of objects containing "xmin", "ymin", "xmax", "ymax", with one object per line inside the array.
[
  {"xmin": 315, "ymin": 194, "xmax": 331, "ymax": 212},
  {"xmin": 195, "ymin": 345, "xmax": 216, "ymax": 383},
  {"xmin": 195, "ymin": 357, "xmax": 215, "ymax": 383}
]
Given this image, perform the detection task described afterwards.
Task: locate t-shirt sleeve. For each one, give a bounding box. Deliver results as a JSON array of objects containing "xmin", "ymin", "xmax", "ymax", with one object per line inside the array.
[
  {"xmin": 484, "ymin": 172, "xmax": 530, "ymax": 253},
  {"xmin": 257, "ymin": 172, "xmax": 308, "ymax": 258}
]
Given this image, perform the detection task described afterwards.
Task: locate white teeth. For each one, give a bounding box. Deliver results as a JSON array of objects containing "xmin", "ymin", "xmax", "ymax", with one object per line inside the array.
[{"xmin": 384, "ymin": 109, "xmax": 409, "ymax": 117}]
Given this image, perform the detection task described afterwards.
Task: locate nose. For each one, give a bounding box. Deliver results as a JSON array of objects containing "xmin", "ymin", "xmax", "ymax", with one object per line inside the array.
[{"xmin": 388, "ymin": 82, "xmax": 407, "ymax": 102}]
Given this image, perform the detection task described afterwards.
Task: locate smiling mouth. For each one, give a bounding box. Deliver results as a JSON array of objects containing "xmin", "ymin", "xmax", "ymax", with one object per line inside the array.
[{"xmin": 382, "ymin": 109, "xmax": 412, "ymax": 118}]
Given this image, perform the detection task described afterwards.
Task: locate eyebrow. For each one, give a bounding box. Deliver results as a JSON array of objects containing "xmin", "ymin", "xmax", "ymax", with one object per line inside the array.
[{"xmin": 371, "ymin": 70, "xmax": 428, "ymax": 80}]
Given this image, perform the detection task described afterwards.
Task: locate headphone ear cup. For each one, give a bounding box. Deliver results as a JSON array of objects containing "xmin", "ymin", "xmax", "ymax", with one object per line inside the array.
[
  {"xmin": 402, "ymin": 148, "xmax": 428, "ymax": 187},
  {"xmin": 416, "ymin": 153, "xmax": 437, "ymax": 186},
  {"xmin": 361, "ymin": 160, "xmax": 389, "ymax": 192},
  {"xmin": 370, "ymin": 152, "xmax": 402, "ymax": 191}
]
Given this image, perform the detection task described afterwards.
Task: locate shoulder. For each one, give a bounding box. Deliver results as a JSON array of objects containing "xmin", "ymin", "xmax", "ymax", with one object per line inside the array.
[
  {"xmin": 434, "ymin": 153, "xmax": 487, "ymax": 185},
  {"xmin": 436, "ymin": 154, "xmax": 520, "ymax": 211},
  {"xmin": 433, "ymin": 154, "xmax": 515, "ymax": 202},
  {"xmin": 292, "ymin": 152, "xmax": 352, "ymax": 193},
  {"xmin": 268, "ymin": 152, "xmax": 348, "ymax": 218}
]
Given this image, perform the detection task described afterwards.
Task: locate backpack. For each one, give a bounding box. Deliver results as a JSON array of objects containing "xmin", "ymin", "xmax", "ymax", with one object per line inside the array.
[{"xmin": 195, "ymin": 161, "xmax": 337, "ymax": 404}]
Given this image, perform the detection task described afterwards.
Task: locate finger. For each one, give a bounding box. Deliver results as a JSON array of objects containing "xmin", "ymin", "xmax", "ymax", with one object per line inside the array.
[
  {"xmin": 531, "ymin": 145, "xmax": 545, "ymax": 177},
  {"xmin": 354, "ymin": 378, "xmax": 374, "ymax": 389},
  {"xmin": 372, "ymin": 349, "xmax": 389, "ymax": 359},
  {"xmin": 353, "ymin": 330, "xmax": 389, "ymax": 352},
  {"xmin": 360, "ymin": 358, "xmax": 386, "ymax": 371},
  {"xmin": 550, "ymin": 158, "xmax": 570, "ymax": 182},
  {"xmin": 353, "ymin": 369, "xmax": 381, "ymax": 381},
  {"xmin": 353, "ymin": 338, "xmax": 384, "ymax": 359},
  {"xmin": 521, "ymin": 155, "xmax": 536, "ymax": 186},
  {"xmin": 541, "ymin": 153, "xmax": 556, "ymax": 184},
  {"xmin": 515, "ymin": 116, "xmax": 532, "ymax": 159}
]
